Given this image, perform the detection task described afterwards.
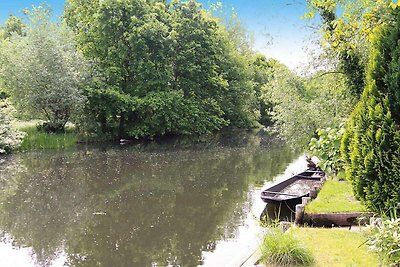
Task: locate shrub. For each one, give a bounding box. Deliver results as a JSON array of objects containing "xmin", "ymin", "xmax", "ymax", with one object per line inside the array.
[
  {"xmin": 309, "ymin": 124, "xmax": 345, "ymax": 174},
  {"xmin": 0, "ymin": 6, "xmax": 87, "ymax": 133},
  {"xmin": 265, "ymin": 63, "xmax": 353, "ymax": 149},
  {"xmin": 0, "ymin": 88, "xmax": 9, "ymax": 100},
  {"xmin": 260, "ymin": 228, "xmax": 314, "ymax": 266},
  {"xmin": 128, "ymin": 91, "xmax": 228, "ymax": 139},
  {"xmin": 36, "ymin": 122, "xmax": 66, "ymax": 134},
  {"xmin": 341, "ymin": 8, "xmax": 400, "ymax": 213},
  {"xmin": 0, "ymin": 100, "xmax": 24, "ymax": 154},
  {"xmin": 366, "ymin": 217, "xmax": 400, "ymax": 266}
]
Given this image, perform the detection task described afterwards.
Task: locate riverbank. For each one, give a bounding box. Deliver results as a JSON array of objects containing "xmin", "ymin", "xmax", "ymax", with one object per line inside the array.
[
  {"xmin": 292, "ymin": 227, "xmax": 377, "ymax": 266},
  {"xmin": 256, "ymin": 226, "xmax": 378, "ymax": 267},
  {"xmin": 255, "ymin": 170, "xmax": 379, "ymax": 267},
  {"xmin": 13, "ymin": 121, "xmax": 279, "ymax": 151},
  {"xmin": 18, "ymin": 124, "xmax": 77, "ymax": 150},
  {"xmin": 305, "ymin": 179, "xmax": 366, "ymax": 214}
]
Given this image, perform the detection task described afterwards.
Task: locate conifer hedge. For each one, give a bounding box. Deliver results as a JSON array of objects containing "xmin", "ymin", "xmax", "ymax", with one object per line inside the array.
[{"xmin": 341, "ymin": 9, "xmax": 400, "ymax": 212}]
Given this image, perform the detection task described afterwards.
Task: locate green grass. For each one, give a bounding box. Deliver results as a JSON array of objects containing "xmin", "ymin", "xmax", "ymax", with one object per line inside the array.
[
  {"xmin": 260, "ymin": 228, "xmax": 315, "ymax": 266},
  {"xmin": 293, "ymin": 227, "xmax": 378, "ymax": 267},
  {"xmin": 305, "ymin": 180, "xmax": 366, "ymax": 213},
  {"xmin": 17, "ymin": 122, "xmax": 78, "ymax": 150}
]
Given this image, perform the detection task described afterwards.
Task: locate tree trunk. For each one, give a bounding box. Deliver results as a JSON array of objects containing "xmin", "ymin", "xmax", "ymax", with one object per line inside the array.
[{"xmin": 118, "ymin": 112, "xmax": 125, "ymax": 139}]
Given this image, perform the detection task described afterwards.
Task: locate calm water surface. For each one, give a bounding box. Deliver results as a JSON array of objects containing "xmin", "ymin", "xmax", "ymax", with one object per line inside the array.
[{"xmin": 0, "ymin": 135, "xmax": 305, "ymax": 267}]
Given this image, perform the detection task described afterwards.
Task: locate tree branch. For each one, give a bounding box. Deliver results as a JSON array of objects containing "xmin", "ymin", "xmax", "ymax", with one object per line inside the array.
[{"xmin": 310, "ymin": 71, "xmax": 346, "ymax": 80}]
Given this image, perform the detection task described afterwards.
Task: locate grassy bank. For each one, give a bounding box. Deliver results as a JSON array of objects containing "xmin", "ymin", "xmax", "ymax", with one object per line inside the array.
[
  {"xmin": 305, "ymin": 180, "xmax": 366, "ymax": 213},
  {"xmin": 16, "ymin": 121, "xmax": 78, "ymax": 150},
  {"xmin": 293, "ymin": 227, "xmax": 378, "ymax": 267},
  {"xmin": 260, "ymin": 228, "xmax": 315, "ymax": 266},
  {"xmin": 259, "ymin": 227, "xmax": 377, "ymax": 267}
]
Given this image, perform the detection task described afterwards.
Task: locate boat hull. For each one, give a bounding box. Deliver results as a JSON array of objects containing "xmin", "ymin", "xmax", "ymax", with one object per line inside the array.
[{"xmin": 260, "ymin": 170, "xmax": 325, "ymax": 204}]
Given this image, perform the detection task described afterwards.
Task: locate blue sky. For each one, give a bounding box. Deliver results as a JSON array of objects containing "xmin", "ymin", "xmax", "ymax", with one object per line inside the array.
[{"xmin": 0, "ymin": 0, "xmax": 316, "ymax": 70}]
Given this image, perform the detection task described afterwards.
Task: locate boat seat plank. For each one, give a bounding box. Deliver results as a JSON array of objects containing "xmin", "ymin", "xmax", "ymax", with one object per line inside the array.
[
  {"xmin": 296, "ymin": 174, "xmax": 323, "ymax": 178},
  {"xmin": 262, "ymin": 190, "xmax": 299, "ymax": 197}
]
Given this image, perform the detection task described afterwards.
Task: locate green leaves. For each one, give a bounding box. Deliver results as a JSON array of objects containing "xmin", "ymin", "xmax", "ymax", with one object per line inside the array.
[
  {"xmin": 341, "ymin": 8, "xmax": 400, "ymax": 213},
  {"xmin": 65, "ymin": 0, "xmax": 256, "ymax": 139},
  {"xmin": 0, "ymin": 100, "xmax": 25, "ymax": 154},
  {"xmin": 367, "ymin": 217, "xmax": 400, "ymax": 265},
  {"xmin": 128, "ymin": 91, "xmax": 227, "ymax": 138},
  {"xmin": 264, "ymin": 63, "xmax": 352, "ymax": 149},
  {"xmin": 1, "ymin": 15, "xmax": 25, "ymax": 39},
  {"xmin": 306, "ymin": 0, "xmax": 395, "ymax": 98},
  {"xmin": 0, "ymin": 6, "xmax": 88, "ymax": 133},
  {"xmin": 309, "ymin": 125, "xmax": 345, "ymax": 174}
]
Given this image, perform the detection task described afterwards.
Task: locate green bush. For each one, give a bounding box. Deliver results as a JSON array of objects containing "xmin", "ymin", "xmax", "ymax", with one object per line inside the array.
[
  {"xmin": 265, "ymin": 62, "xmax": 354, "ymax": 149},
  {"xmin": 309, "ymin": 124, "xmax": 344, "ymax": 174},
  {"xmin": 0, "ymin": 100, "xmax": 24, "ymax": 154},
  {"xmin": 0, "ymin": 7, "xmax": 87, "ymax": 133},
  {"xmin": 260, "ymin": 228, "xmax": 314, "ymax": 267},
  {"xmin": 366, "ymin": 217, "xmax": 400, "ymax": 266},
  {"xmin": 128, "ymin": 91, "xmax": 228, "ymax": 139},
  {"xmin": 341, "ymin": 8, "xmax": 400, "ymax": 213}
]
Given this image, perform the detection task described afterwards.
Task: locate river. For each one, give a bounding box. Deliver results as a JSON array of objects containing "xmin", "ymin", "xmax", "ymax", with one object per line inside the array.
[{"xmin": 0, "ymin": 134, "xmax": 306, "ymax": 267}]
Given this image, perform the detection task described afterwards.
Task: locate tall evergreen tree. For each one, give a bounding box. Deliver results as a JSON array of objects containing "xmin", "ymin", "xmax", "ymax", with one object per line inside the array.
[{"xmin": 341, "ymin": 7, "xmax": 400, "ymax": 212}]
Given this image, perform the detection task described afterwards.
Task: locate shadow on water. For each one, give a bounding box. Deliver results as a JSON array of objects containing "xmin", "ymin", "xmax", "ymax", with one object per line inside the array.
[
  {"xmin": 260, "ymin": 203, "xmax": 296, "ymax": 223},
  {"xmin": 0, "ymin": 130, "xmax": 302, "ymax": 267}
]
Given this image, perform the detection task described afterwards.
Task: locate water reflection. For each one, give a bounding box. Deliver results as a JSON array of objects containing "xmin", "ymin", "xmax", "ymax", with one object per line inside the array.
[
  {"xmin": 260, "ymin": 203, "xmax": 296, "ymax": 223},
  {"xmin": 0, "ymin": 138, "xmax": 299, "ymax": 266}
]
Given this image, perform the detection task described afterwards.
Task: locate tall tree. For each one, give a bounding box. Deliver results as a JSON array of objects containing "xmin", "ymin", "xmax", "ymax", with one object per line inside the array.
[
  {"xmin": 0, "ymin": 6, "xmax": 87, "ymax": 132},
  {"xmin": 66, "ymin": 0, "xmax": 179, "ymax": 138},
  {"xmin": 1, "ymin": 15, "xmax": 26, "ymax": 39},
  {"xmin": 65, "ymin": 0, "xmax": 256, "ymax": 139},
  {"xmin": 306, "ymin": 0, "xmax": 395, "ymax": 97},
  {"xmin": 170, "ymin": 0, "xmax": 256, "ymax": 128},
  {"xmin": 264, "ymin": 62, "xmax": 352, "ymax": 148},
  {"xmin": 341, "ymin": 7, "xmax": 400, "ymax": 212},
  {"xmin": 250, "ymin": 55, "xmax": 278, "ymax": 126}
]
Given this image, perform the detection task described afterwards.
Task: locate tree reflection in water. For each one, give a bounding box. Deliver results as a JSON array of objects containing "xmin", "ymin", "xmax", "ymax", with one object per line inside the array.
[{"xmin": 0, "ymin": 139, "xmax": 298, "ymax": 266}]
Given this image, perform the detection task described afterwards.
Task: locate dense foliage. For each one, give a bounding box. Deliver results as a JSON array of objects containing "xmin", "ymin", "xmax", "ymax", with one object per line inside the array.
[
  {"xmin": 250, "ymin": 55, "xmax": 277, "ymax": 126},
  {"xmin": 0, "ymin": 100, "xmax": 24, "ymax": 154},
  {"xmin": 367, "ymin": 217, "xmax": 400, "ymax": 266},
  {"xmin": 309, "ymin": 124, "xmax": 345, "ymax": 174},
  {"xmin": 0, "ymin": 0, "xmax": 355, "ymax": 150},
  {"xmin": 265, "ymin": 64, "xmax": 353, "ymax": 148},
  {"xmin": 341, "ymin": 8, "xmax": 400, "ymax": 212},
  {"xmin": 64, "ymin": 0, "xmax": 257, "ymax": 139},
  {"xmin": 306, "ymin": 0, "xmax": 395, "ymax": 98},
  {"xmin": 0, "ymin": 7, "xmax": 87, "ymax": 133}
]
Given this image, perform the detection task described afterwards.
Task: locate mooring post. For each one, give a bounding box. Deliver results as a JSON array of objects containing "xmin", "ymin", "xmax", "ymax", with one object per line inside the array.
[
  {"xmin": 295, "ymin": 204, "xmax": 305, "ymax": 225},
  {"xmin": 316, "ymin": 184, "xmax": 322, "ymax": 195},
  {"xmin": 310, "ymin": 185, "xmax": 321, "ymax": 199},
  {"xmin": 309, "ymin": 188, "xmax": 317, "ymax": 198},
  {"xmin": 302, "ymin": 197, "xmax": 311, "ymax": 206},
  {"xmin": 279, "ymin": 221, "xmax": 291, "ymax": 233}
]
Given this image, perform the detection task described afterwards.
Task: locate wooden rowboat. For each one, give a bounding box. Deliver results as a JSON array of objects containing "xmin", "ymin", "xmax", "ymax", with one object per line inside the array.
[{"xmin": 260, "ymin": 170, "xmax": 325, "ymax": 204}]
